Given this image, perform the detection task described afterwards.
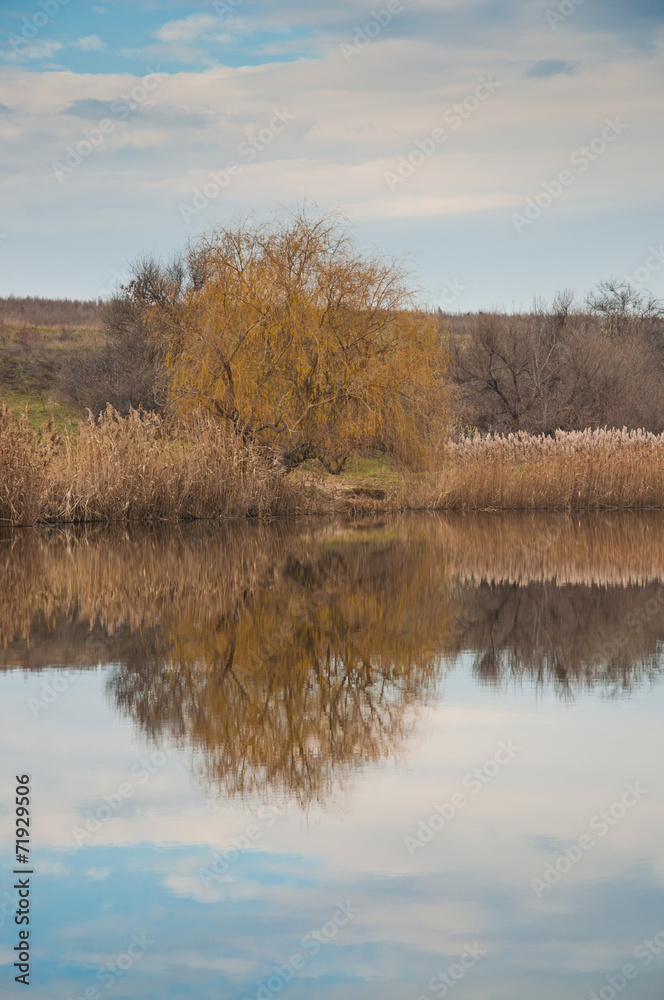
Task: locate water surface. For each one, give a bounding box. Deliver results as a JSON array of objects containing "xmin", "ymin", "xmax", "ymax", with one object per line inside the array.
[{"xmin": 1, "ymin": 513, "xmax": 663, "ymax": 999}]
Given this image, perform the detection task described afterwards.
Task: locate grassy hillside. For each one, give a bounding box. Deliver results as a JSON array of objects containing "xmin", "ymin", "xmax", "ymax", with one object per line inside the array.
[{"xmin": 0, "ymin": 297, "xmax": 103, "ymax": 426}]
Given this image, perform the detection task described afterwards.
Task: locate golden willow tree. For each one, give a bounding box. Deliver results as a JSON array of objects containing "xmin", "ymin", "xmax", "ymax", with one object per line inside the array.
[{"xmin": 136, "ymin": 210, "xmax": 449, "ymax": 472}]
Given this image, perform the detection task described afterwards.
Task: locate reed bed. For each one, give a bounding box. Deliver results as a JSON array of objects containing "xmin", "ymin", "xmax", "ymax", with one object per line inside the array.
[
  {"xmin": 5, "ymin": 410, "xmax": 664, "ymax": 525},
  {"xmin": 0, "ymin": 405, "xmax": 311, "ymax": 525},
  {"xmin": 416, "ymin": 428, "xmax": 664, "ymax": 511}
]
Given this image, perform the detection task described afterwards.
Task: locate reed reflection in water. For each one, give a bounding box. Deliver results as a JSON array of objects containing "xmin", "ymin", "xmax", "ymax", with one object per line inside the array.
[{"xmin": 2, "ymin": 512, "xmax": 664, "ymax": 805}]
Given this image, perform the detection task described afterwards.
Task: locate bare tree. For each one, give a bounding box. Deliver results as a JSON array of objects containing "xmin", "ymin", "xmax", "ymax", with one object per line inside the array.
[
  {"xmin": 56, "ymin": 258, "xmax": 169, "ymax": 416},
  {"xmin": 449, "ymin": 283, "xmax": 664, "ymax": 434}
]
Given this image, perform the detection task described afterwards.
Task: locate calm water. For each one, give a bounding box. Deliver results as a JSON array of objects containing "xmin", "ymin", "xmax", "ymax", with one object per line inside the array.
[{"xmin": 1, "ymin": 513, "xmax": 663, "ymax": 999}]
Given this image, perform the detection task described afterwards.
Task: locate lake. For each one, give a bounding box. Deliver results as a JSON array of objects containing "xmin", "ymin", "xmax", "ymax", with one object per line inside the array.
[{"xmin": 1, "ymin": 513, "xmax": 663, "ymax": 999}]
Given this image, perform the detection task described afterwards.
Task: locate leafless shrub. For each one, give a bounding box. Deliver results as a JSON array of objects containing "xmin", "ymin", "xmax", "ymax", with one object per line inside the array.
[
  {"xmin": 55, "ymin": 267, "xmax": 165, "ymax": 416},
  {"xmin": 448, "ymin": 282, "xmax": 664, "ymax": 434}
]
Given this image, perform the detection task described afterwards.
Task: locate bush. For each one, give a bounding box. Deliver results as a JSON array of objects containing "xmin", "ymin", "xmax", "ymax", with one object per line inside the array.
[
  {"xmin": 56, "ymin": 289, "xmax": 162, "ymax": 417},
  {"xmin": 447, "ymin": 284, "xmax": 664, "ymax": 434}
]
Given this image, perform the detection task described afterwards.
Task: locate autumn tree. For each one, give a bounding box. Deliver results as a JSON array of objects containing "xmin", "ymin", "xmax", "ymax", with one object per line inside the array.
[{"xmin": 139, "ymin": 210, "xmax": 449, "ymax": 472}]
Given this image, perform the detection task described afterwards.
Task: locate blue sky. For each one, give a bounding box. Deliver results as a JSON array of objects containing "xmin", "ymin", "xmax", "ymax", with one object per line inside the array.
[
  {"xmin": 1, "ymin": 666, "xmax": 664, "ymax": 998},
  {"xmin": 0, "ymin": 0, "xmax": 663, "ymax": 308}
]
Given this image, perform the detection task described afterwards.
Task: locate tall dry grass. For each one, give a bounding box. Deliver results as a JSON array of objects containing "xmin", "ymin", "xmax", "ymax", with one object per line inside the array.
[
  {"xmin": 5, "ymin": 409, "xmax": 664, "ymax": 523},
  {"xmin": 0, "ymin": 405, "xmax": 311, "ymax": 525},
  {"xmin": 412, "ymin": 428, "xmax": 664, "ymax": 511}
]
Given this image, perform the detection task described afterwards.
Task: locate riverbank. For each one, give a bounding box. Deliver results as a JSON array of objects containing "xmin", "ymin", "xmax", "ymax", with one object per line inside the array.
[{"xmin": 4, "ymin": 407, "xmax": 664, "ymax": 526}]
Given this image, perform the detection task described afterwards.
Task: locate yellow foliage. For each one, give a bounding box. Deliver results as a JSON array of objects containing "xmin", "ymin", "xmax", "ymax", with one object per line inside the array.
[{"xmin": 149, "ymin": 210, "xmax": 449, "ymax": 471}]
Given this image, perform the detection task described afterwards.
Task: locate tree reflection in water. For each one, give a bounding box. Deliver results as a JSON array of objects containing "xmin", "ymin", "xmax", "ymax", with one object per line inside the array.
[{"xmin": 1, "ymin": 512, "xmax": 663, "ymax": 803}]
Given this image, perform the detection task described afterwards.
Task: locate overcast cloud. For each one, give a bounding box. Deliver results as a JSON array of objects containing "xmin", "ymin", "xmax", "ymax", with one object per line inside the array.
[{"xmin": 0, "ymin": 0, "xmax": 662, "ymax": 306}]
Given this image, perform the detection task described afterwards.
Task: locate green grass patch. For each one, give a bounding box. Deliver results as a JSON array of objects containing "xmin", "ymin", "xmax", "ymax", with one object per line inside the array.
[{"xmin": 0, "ymin": 386, "xmax": 77, "ymax": 430}]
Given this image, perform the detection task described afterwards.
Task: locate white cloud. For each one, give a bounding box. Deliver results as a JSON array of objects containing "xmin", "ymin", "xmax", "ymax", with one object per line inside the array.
[
  {"xmin": 155, "ymin": 14, "xmax": 228, "ymax": 45},
  {"xmin": 1, "ymin": 3, "xmax": 663, "ymax": 302},
  {"xmin": 86, "ymin": 867, "xmax": 111, "ymax": 880},
  {"xmin": 162, "ymin": 953, "xmax": 254, "ymax": 975},
  {"xmin": 17, "ymin": 40, "xmax": 64, "ymax": 60},
  {"xmin": 73, "ymin": 35, "xmax": 106, "ymax": 53},
  {"xmin": 36, "ymin": 860, "xmax": 69, "ymax": 875}
]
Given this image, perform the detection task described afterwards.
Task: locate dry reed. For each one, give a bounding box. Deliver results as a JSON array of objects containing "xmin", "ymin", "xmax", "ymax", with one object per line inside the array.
[
  {"xmin": 5, "ymin": 409, "xmax": 664, "ymax": 525},
  {"xmin": 0, "ymin": 405, "xmax": 311, "ymax": 525},
  {"xmin": 410, "ymin": 428, "xmax": 664, "ymax": 511}
]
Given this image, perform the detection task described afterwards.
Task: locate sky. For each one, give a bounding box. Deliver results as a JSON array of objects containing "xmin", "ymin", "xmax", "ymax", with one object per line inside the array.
[
  {"xmin": 0, "ymin": 0, "xmax": 663, "ymax": 309},
  {"xmin": 1, "ymin": 666, "xmax": 663, "ymax": 999}
]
